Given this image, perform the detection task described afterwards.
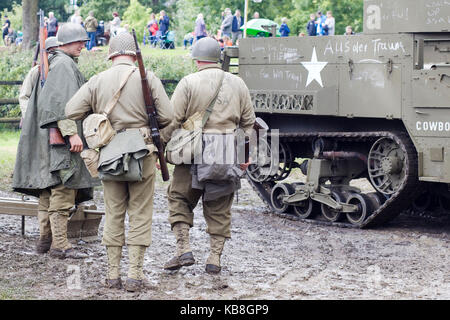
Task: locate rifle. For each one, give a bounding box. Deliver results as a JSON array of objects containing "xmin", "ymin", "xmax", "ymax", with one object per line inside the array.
[
  {"xmin": 32, "ymin": 41, "xmax": 40, "ymax": 67},
  {"xmin": 38, "ymin": 9, "xmax": 65, "ymax": 146},
  {"xmin": 132, "ymin": 29, "xmax": 170, "ymax": 181}
]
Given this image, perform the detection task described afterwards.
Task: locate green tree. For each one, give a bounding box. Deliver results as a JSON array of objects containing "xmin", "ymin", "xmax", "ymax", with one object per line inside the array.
[
  {"xmin": 2, "ymin": 2, "xmax": 22, "ymax": 30},
  {"xmin": 122, "ymin": 0, "xmax": 152, "ymax": 43},
  {"xmin": 79, "ymin": 0, "xmax": 130, "ymax": 22},
  {"xmin": 289, "ymin": 0, "xmax": 364, "ymax": 36}
]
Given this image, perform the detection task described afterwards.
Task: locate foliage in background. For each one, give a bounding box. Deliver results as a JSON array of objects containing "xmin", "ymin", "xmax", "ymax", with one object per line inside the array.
[
  {"xmin": 288, "ymin": 0, "xmax": 364, "ymax": 36},
  {"xmin": 0, "ymin": 0, "xmax": 365, "ymax": 46},
  {"xmin": 1, "ymin": 2, "xmax": 23, "ymax": 31},
  {"xmin": 0, "ymin": 49, "xmax": 32, "ymax": 118},
  {"xmin": 79, "ymin": 0, "xmax": 131, "ymax": 23},
  {"xmin": 0, "ymin": 47, "xmax": 195, "ymax": 118},
  {"xmin": 172, "ymin": 0, "xmax": 363, "ymax": 44},
  {"xmin": 122, "ymin": 0, "xmax": 152, "ymax": 44}
]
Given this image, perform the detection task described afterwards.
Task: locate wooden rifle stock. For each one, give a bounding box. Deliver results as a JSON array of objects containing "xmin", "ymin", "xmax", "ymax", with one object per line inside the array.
[
  {"xmin": 132, "ymin": 29, "xmax": 170, "ymax": 181},
  {"xmin": 38, "ymin": 9, "xmax": 65, "ymax": 146}
]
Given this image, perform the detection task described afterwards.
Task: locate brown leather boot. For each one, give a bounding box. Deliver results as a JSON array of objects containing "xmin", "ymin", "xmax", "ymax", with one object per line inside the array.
[
  {"xmin": 164, "ymin": 222, "xmax": 195, "ymax": 271},
  {"xmin": 205, "ymin": 235, "xmax": 226, "ymax": 274},
  {"xmin": 36, "ymin": 209, "xmax": 52, "ymax": 254},
  {"xmin": 105, "ymin": 278, "xmax": 123, "ymax": 289},
  {"xmin": 49, "ymin": 248, "xmax": 88, "ymax": 259},
  {"xmin": 36, "ymin": 235, "xmax": 52, "ymax": 254},
  {"xmin": 126, "ymin": 245, "xmax": 147, "ymax": 292}
]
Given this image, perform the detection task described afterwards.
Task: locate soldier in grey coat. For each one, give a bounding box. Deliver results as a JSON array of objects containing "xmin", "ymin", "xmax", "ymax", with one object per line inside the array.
[{"xmin": 13, "ymin": 23, "xmax": 99, "ymax": 259}]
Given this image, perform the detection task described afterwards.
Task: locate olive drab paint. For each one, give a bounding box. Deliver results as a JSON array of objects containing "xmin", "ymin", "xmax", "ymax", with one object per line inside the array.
[
  {"xmin": 222, "ymin": 0, "xmax": 450, "ymax": 228},
  {"xmin": 233, "ymin": 0, "xmax": 450, "ymax": 184}
]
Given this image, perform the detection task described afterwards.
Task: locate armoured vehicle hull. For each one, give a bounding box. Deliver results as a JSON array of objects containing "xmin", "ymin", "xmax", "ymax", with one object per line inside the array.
[{"xmin": 225, "ymin": 0, "xmax": 450, "ymax": 227}]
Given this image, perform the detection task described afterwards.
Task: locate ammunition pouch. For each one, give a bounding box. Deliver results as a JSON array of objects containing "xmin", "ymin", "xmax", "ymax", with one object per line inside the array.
[{"xmin": 83, "ymin": 113, "xmax": 116, "ymax": 149}]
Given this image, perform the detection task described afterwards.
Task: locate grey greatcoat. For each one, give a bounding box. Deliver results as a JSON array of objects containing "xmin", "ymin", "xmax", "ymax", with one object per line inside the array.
[{"xmin": 12, "ymin": 50, "xmax": 99, "ymax": 202}]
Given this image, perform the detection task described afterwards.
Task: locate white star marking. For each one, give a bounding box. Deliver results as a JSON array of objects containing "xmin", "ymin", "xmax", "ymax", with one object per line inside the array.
[{"xmin": 301, "ymin": 47, "xmax": 328, "ymax": 88}]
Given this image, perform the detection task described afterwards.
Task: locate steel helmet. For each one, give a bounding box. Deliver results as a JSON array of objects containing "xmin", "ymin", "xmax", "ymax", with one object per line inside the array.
[
  {"xmin": 191, "ymin": 37, "xmax": 221, "ymax": 63},
  {"xmin": 45, "ymin": 36, "xmax": 60, "ymax": 51},
  {"xmin": 56, "ymin": 23, "xmax": 89, "ymax": 45},
  {"xmin": 107, "ymin": 32, "xmax": 137, "ymax": 60}
]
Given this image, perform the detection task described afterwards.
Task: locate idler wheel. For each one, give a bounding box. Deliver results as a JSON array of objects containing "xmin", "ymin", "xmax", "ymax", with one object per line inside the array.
[
  {"xmin": 368, "ymin": 137, "xmax": 406, "ymax": 195},
  {"xmin": 345, "ymin": 193, "xmax": 373, "ymax": 225},
  {"xmin": 270, "ymin": 183, "xmax": 294, "ymax": 214},
  {"xmin": 321, "ymin": 191, "xmax": 343, "ymax": 222}
]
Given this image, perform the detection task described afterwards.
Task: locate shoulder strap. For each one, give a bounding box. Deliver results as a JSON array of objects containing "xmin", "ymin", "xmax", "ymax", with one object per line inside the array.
[
  {"xmin": 201, "ymin": 71, "xmax": 225, "ymax": 128},
  {"xmin": 103, "ymin": 67, "xmax": 137, "ymax": 116}
]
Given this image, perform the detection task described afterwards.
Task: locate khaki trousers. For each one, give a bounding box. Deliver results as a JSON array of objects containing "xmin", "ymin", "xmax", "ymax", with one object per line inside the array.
[
  {"xmin": 167, "ymin": 165, "xmax": 234, "ymax": 238},
  {"xmin": 102, "ymin": 153, "xmax": 157, "ymax": 247}
]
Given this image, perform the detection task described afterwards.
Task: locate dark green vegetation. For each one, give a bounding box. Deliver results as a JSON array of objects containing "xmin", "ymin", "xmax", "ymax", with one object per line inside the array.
[{"xmin": 0, "ymin": 47, "xmax": 194, "ymax": 118}]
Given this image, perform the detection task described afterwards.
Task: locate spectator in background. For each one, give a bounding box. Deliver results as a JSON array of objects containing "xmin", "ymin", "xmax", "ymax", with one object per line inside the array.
[
  {"xmin": 324, "ymin": 11, "xmax": 335, "ymax": 36},
  {"xmin": 183, "ymin": 32, "xmax": 194, "ymax": 49},
  {"xmin": 221, "ymin": 8, "xmax": 233, "ymax": 38},
  {"xmin": 231, "ymin": 10, "xmax": 244, "ymax": 45},
  {"xmin": 47, "ymin": 12, "xmax": 58, "ymax": 37},
  {"xmin": 147, "ymin": 13, "xmax": 159, "ymax": 46},
  {"xmin": 306, "ymin": 13, "xmax": 317, "ymax": 36},
  {"xmin": 194, "ymin": 13, "xmax": 207, "ymax": 41},
  {"xmin": 159, "ymin": 10, "xmax": 170, "ymax": 36},
  {"xmin": 344, "ymin": 26, "xmax": 355, "ymax": 35},
  {"xmin": 315, "ymin": 11, "xmax": 327, "ymax": 36},
  {"xmin": 253, "ymin": 12, "xmax": 260, "ymax": 19},
  {"xmin": 2, "ymin": 15, "xmax": 11, "ymax": 45},
  {"xmin": 279, "ymin": 17, "xmax": 290, "ymax": 37},
  {"xmin": 5, "ymin": 27, "xmax": 16, "ymax": 46},
  {"xmin": 84, "ymin": 11, "xmax": 98, "ymax": 51},
  {"xmin": 110, "ymin": 12, "xmax": 121, "ymax": 37},
  {"xmin": 70, "ymin": 9, "xmax": 82, "ymax": 25},
  {"xmin": 222, "ymin": 35, "xmax": 232, "ymax": 47}
]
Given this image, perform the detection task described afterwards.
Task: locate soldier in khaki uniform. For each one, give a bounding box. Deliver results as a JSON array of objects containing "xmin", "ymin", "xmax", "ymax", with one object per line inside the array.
[
  {"xmin": 65, "ymin": 32, "xmax": 173, "ymax": 292},
  {"xmin": 163, "ymin": 37, "xmax": 256, "ymax": 274}
]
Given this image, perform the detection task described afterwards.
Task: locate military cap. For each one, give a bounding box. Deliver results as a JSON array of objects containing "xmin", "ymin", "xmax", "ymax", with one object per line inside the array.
[
  {"xmin": 191, "ymin": 37, "xmax": 221, "ymax": 63},
  {"xmin": 107, "ymin": 32, "xmax": 137, "ymax": 60},
  {"xmin": 56, "ymin": 23, "xmax": 89, "ymax": 45}
]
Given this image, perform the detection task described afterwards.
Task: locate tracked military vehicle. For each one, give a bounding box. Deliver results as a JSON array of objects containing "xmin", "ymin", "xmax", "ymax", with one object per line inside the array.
[{"xmin": 224, "ymin": 0, "xmax": 450, "ymax": 228}]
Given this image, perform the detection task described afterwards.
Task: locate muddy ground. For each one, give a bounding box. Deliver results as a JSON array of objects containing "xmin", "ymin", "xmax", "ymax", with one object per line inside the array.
[{"xmin": 0, "ymin": 178, "xmax": 449, "ymax": 300}]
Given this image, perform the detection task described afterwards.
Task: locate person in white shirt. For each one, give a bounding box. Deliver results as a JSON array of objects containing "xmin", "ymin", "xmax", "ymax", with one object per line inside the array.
[{"xmin": 325, "ymin": 11, "xmax": 335, "ymax": 36}]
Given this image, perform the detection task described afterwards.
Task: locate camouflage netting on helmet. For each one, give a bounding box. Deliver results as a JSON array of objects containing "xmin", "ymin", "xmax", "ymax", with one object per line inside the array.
[
  {"xmin": 191, "ymin": 37, "xmax": 221, "ymax": 63},
  {"xmin": 56, "ymin": 23, "xmax": 89, "ymax": 45},
  {"xmin": 108, "ymin": 32, "xmax": 137, "ymax": 60}
]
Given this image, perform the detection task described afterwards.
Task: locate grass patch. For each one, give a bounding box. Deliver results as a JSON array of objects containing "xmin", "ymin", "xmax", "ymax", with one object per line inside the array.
[{"xmin": 0, "ymin": 130, "xmax": 20, "ymax": 190}]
